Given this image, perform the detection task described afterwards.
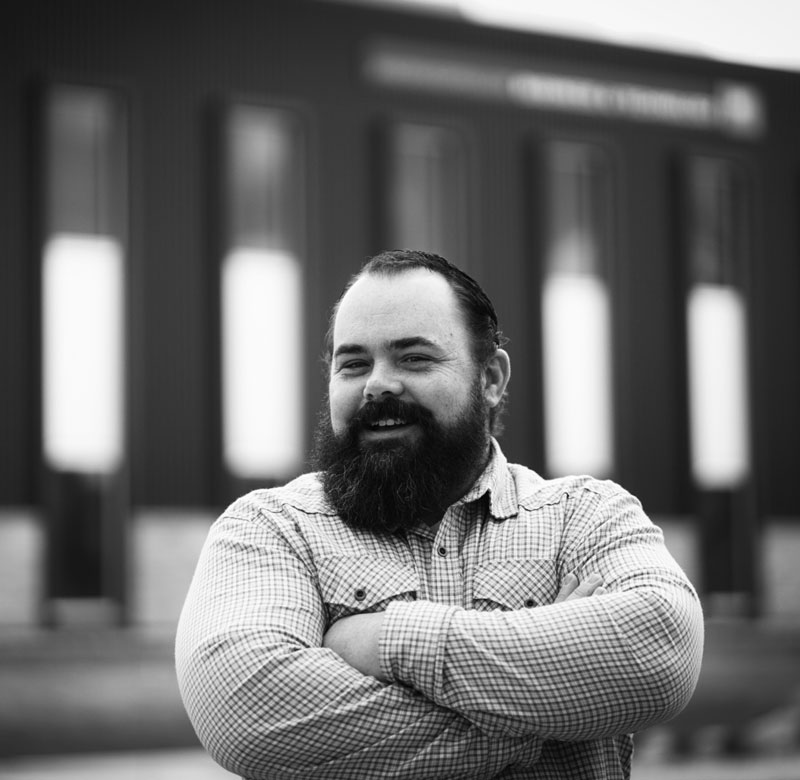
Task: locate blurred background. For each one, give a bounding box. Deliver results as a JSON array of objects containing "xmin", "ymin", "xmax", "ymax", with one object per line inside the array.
[{"xmin": 1, "ymin": 0, "xmax": 799, "ymax": 777}]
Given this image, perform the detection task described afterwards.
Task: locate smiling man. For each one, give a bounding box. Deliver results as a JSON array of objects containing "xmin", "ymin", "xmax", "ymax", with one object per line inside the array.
[
  {"xmin": 176, "ymin": 249, "xmax": 703, "ymax": 780},
  {"xmin": 316, "ymin": 264, "xmax": 506, "ymax": 533}
]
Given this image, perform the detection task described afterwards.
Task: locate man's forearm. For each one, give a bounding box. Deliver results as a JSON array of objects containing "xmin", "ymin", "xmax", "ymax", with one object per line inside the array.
[
  {"xmin": 322, "ymin": 610, "xmax": 386, "ymax": 680},
  {"xmin": 380, "ymin": 584, "xmax": 702, "ymax": 741},
  {"xmin": 179, "ymin": 632, "xmax": 544, "ymax": 778},
  {"xmin": 322, "ymin": 573, "xmax": 606, "ymax": 683}
]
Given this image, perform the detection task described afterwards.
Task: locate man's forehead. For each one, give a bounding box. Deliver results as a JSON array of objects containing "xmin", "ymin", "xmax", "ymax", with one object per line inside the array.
[
  {"xmin": 333, "ymin": 270, "xmax": 464, "ymax": 340},
  {"xmin": 331, "ymin": 268, "xmax": 469, "ymax": 353}
]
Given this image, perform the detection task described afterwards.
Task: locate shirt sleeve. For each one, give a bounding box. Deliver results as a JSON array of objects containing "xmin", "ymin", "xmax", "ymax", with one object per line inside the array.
[
  {"xmin": 174, "ymin": 501, "xmax": 540, "ymax": 779},
  {"xmin": 379, "ymin": 485, "xmax": 704, "ymax": 742}
]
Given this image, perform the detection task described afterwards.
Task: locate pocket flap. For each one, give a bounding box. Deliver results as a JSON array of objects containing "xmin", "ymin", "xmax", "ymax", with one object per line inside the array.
[
  {"xmin": 317, "ymin": 555, "xmax": 418, "ymax": 609},
  {"xmin": 473, "ymin": 559, "xmax": 557, "ymax": 610}
]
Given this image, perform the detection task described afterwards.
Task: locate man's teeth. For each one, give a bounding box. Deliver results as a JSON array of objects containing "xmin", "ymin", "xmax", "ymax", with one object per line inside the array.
[{"xmin": 372, "ymin": 418, "xmax": 405, "ymax": 428}]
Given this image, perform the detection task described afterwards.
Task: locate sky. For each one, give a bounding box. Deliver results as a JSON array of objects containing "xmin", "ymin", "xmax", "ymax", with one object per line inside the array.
[{"xmin": 344, "ymin": 0, "xmax": 800, "ymax": 73}]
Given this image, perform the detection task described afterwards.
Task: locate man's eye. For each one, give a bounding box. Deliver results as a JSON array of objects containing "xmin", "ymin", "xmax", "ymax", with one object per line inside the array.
[
  {"xmin": 402, "ymin": 355, "xmax": 432, "ymax": 366},
  {"xmin": 338, "ymin": 360, "xmax": 368, "ymax": 373}
]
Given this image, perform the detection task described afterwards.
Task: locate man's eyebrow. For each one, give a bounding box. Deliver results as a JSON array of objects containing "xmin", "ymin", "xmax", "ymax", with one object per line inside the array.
[
  {"xmin": 332, "ymin": 336, "xmax": 440, "ymax": 359},
  {"xmin": 332, "ymin": 343, "xmax": 366, "ymax": 359},
  {"xmin": 389, "ymin": 336, "xmax": 440, "ymax": 351}
]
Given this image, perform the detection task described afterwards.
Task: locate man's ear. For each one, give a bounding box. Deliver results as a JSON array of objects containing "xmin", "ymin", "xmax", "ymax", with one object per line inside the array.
[{"xmin": 483, "ymin": 348, "xmax": 511, "ymax": 409}]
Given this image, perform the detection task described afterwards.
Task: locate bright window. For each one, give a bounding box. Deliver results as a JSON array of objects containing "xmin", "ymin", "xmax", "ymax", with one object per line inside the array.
[
  {"xmin": 41, "ymin": 86, "xmax": 126, "ymax": 474},
  {"xmin": 221, "ymin": 106, "xmax": 305, "ymax": 480},
  {"xmin": 685, "ymin": 157, "xmax": 751, "ymax": 489},
  {"xmin": 541, "ymin": 142, "xmax": 614, "ymax": 477},
  {"xmin": 42, "ymin": 234, "xmax": 124, "ymax": 472}
]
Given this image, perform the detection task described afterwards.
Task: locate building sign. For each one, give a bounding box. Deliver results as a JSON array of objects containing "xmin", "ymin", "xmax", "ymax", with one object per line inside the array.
[{"xmin": 363, "ymin": 40, "xmax": 765, "ymax": 139}]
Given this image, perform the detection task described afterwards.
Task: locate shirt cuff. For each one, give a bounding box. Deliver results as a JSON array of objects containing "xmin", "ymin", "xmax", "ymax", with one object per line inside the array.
[{"xmin": 379, "ymin": 600, "xmax": 458, "ymax": 700}]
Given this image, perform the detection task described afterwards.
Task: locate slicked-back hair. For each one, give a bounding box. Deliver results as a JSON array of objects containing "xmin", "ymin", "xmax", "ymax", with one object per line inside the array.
[{"xmin": 323, "ymin": 249, "xmax": 508, "ymax": 435}]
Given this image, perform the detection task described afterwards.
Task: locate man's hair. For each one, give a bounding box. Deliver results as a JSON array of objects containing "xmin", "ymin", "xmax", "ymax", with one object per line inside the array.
[{"xmin": 324, "ymin": 249, "xmax": 509, "ymax": 435}]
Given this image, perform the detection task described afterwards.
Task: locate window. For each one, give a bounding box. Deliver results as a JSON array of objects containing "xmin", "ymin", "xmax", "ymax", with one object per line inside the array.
[
  {"xmin": 41, "ymin": 86, "xmax": 127, "ymax": 474},
  {"xmin": 540, "ymin": 141, "xmax": 615, "ymax": 478},
  {"xmin": 220, "ymin": 105, "xmax": 305, "ymax": 480},
  {"xmin": 39, "ymin": 84, "xmax": 128, "ymax": 622},
  {"xmin": 384, "ymin": 122, "xmax": 467, "ymax": 265},
  {"xmin": 685, "ymin": 156, "xmax": 751, "ymax": 489}
]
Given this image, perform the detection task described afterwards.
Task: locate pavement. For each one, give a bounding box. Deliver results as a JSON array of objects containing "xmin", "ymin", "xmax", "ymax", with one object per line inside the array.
[
  {"xmin": 1, "ymin": 747, "xmax": 799, "ymax": 780},
  {"xmin": 0, "ymin": 750, "xmax": 232, "ymax": 780}
]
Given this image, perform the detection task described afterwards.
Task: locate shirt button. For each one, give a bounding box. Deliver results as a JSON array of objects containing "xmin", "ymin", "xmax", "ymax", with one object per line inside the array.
[
  {"xmin": 437, "ymin": 545, "xmax": 447, "ymax": 557},
  {"xmin": 524, "ymin": 598, "xmax": 535, "ymax": 608},
  {"xmin": 354, "ymin": 588, "xmax": 366, "ymax": 601}
]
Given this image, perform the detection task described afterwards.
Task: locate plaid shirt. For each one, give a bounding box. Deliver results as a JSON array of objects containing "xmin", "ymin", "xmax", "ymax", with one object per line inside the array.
[{"xmin": 176, "ymin": 440, "xmax": 703, "ymax": 779}]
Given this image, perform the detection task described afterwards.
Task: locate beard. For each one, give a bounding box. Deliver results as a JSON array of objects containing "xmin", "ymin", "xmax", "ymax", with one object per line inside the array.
[{"xmin": 311, "ymin": 381, "xmax": 491, "ymax": 534}]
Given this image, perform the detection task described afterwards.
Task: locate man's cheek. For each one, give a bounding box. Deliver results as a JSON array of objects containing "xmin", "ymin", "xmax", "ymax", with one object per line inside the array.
[{"xmin": 328, "ymin": 392, "xmax": 351, "ymax": 436}]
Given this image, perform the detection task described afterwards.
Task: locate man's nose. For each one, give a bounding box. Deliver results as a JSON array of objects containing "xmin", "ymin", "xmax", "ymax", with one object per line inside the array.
[{"xmin": 363, "ymin": 363, "xmax": 403, "ymax": 400}]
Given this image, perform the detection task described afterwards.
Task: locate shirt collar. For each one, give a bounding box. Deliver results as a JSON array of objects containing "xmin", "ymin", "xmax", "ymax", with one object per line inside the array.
[{"xmin": 454, "ymin": 438, "xmax": 518, "ymax": 521}]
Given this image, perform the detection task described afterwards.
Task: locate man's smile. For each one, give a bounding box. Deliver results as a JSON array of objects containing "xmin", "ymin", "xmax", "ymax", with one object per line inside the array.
[
  {"xmin": 369, "ymin": 417, "xmax": 406, "ymax": 429},
  {"xmin": 361, "ymin": 417, "xmax": 418, "ymax": 439}
]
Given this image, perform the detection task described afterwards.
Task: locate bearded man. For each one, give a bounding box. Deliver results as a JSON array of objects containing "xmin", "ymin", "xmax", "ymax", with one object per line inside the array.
[{"xmin": 176, "ymin": 249, "xmax": 703, "ymax": 780}]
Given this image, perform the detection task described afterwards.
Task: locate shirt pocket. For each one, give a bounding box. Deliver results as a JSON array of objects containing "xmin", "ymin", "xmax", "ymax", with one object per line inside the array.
[
  {"xmin": 316, "ymin": 555, "xmax": 419, "ymax": 624},
  {"xmin": 472, "ymin": 558, "xmax": 558, "ymax": 611}
]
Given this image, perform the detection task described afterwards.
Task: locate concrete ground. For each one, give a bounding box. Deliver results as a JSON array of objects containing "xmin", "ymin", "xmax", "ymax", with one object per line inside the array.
[{"xmin": 1, "ymin": 747, "xmax": 799, "ymax": 780}]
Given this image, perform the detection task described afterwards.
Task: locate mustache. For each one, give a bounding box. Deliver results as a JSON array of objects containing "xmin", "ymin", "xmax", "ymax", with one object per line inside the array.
[{"xmin": 349, "ymin": 396, "xmax": 432, "ymax": 429}]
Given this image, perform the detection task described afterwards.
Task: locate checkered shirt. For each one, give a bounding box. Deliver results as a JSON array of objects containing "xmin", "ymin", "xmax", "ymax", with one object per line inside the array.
[{"xmin": 175, "ymin": 440, "xmax": 703, "ymax": 779}]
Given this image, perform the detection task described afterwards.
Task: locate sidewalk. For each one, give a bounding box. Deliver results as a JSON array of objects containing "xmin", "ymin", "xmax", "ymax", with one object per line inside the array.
[
  {"xmin": 1, "ymin": 748, "xmax": 799, "ymax": 780},
  {"xmin": 0, "ymin": 749, "xmax": 231, "ymax": 780}
]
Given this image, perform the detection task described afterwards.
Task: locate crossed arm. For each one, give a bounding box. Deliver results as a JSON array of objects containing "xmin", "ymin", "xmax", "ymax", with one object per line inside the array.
[
  {"xmin": 323, "ymin": 572, "xmax": 607, "ymax": 680},
  {"xmin": 322, "ymin": 491, "xmax": 703, "ymax": 743},
  {"xmin": 176, "ymin": 492, "xmax": 703, "ymax": 777}
]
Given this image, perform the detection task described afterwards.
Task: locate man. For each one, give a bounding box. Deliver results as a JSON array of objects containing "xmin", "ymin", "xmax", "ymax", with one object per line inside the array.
[{"xmin": 176, "ymin": 249, "xmax": 703, "ymax": 779}]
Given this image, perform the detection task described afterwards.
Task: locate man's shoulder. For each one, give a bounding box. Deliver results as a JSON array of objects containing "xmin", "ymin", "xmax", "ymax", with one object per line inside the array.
[
  {"xmin": 227, "ymin": 472, "xmax": 336, "ymax": 520},
  {"xmin": 505, "ymin": 462, "xmax": 631, "ymax": 511}
]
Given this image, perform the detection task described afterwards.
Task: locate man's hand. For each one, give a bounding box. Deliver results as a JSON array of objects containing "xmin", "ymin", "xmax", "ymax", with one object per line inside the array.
[
  {"xmin": 323, "ymin": 573, "xmax": 607, "ymax": 679},
  {"xmin": 554, "ymin": 571, "xmax": 607, "ymax": 602}
]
